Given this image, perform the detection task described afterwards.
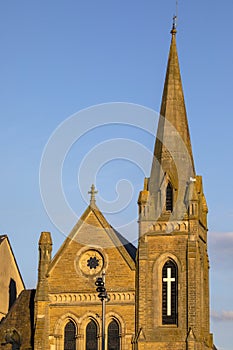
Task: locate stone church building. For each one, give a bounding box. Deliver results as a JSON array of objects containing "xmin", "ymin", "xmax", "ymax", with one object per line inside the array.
[
  {"xmin": 0, "ymin": 235, "xmax": 25, "ymax": 321},
  {"xmin": 0, "ymin": 25, "xmax": 217, "ymax": 350}
]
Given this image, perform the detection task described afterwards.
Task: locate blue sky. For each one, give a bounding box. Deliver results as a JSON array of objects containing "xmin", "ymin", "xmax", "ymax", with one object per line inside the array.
[{"xmin": 0, "ymin": 1, "xmax": 233, "ymax": 349}]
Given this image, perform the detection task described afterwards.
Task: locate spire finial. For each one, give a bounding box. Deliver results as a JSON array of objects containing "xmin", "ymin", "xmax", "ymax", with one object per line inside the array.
[
  {"xmin": 171, "ymin": 16, "xmax": 177, "ymax": 35},
  {"xmin": 171, "ymin": 1, "xmax": 178, "ymax": 35},
  {"xmin": 88, "ymin": 184, "xmax": 98, "ymax": 206}
]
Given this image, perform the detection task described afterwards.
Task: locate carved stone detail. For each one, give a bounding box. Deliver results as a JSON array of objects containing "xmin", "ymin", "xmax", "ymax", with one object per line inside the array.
[
  {"xmin": 49, "ymin": 292, "xmax": 135, "ymax": 304},
  {"xmin": 148, "ymin": 221, "xmax": 188, "ymax": 233}
]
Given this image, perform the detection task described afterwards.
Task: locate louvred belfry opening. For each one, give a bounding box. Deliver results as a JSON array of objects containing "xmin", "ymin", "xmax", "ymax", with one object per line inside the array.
[{"xmin": 166, "ymin": 183, "xmax": 173, "ymax": 211}]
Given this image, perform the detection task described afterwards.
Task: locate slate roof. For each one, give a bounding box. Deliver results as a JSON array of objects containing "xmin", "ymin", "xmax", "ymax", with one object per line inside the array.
[{"xmin": 112, "ymin": 228, "xmax": 137, "ymax": 261}]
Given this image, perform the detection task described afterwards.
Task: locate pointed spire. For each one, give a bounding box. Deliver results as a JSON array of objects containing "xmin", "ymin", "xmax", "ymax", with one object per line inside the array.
[
  {"xmin": 88, "ymin": 184, "xmax": 98, "ymax": 207},
  {"xmin": 156, "ymin": 22, "xmax": 194, "ymax": 171},
  {"xmin": 148, "ymin": 23, "xmax": 195, "ymax": 218}
]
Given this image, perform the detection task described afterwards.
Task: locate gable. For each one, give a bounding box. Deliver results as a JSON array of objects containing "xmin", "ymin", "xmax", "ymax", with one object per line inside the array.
[
  {"xmin": 0, "ymin": 235, "xmax": 25, "ymax": 318},
  {"xmin": 47, "ymin": 205, "xmax": 136, "ymax": 293}
]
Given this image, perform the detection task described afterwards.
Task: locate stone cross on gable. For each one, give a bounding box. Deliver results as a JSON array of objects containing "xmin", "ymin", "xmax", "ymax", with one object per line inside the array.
[
  {"xmin": 163, "ymin": 267, "xmax": 175, "ymax": 316},
  {"xmin": 88, "ymin": 184, "xmax": 98, "ymax": 206}
]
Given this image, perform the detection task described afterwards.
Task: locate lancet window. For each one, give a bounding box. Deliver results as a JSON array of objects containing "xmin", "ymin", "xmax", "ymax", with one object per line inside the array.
[
  {"xmin": 86, "ymin": 320, "xmax": 98, "ymax": 350},
  {"xmin": 162, "ymin": 260, "xmax": 178, "ymax": 325},
  {"xmin": 64, "ymin": 320, "xmax": 76, "ymax": 350},
  {"xmin": 108, "ymin": 320, "xmax": 120, "ymax": 350},
  {"xmin": 166, "ymin": 183, "xmax": 173, "ymax": 211}
]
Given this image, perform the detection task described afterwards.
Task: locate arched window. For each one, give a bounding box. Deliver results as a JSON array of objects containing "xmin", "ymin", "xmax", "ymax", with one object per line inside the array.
[
  {"xmin": 162, "ymin": 260, "xmax": 178, "ymax": 325},
  {"xmin": 64, "ymin": 320, "xmax": 76, "ymax": 350},
  {"xmin": 108, "ymin": 320, "xmax": 120, "ymax": 350},
  {"xmin": 8, "ymin": 278, "xmax": 17, "ymax": 310},
  {"xmin": 86, "ymin": 320, "xmax": 98, "ymax": 350},
  {"xmin": 166, "ymin": 183, "xmax": 173, "ymax": 211}
]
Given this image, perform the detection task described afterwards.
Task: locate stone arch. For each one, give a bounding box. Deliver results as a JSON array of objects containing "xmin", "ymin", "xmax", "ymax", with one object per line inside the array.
[
  {"xmin": 53, "ymin": 312, "xmax": 79, "ymax": 350},
  {"xmin": 152, "ymin": 252, "xmax": 184, "ymax": 329},
  {"xmin": 79, "ymin": 312, "xmax": 101, "ymax": 332},
  {"xmin": 106, "ymin": 312, "xmax": 125, "ymax": 336},
  {"xmin": 79, "ymin": 312, "xmax": 101, "ymax": 350},
  {"xmin": 106, "ymin": 312, "xmax": 125, "ymax": 350},
  {"xmin": 159, "ymin": 173, "xmax": 177, "ymax": 213},
  {"xmin": 54, "ymin": 312, "xmax": 79, "ymax": 336}
]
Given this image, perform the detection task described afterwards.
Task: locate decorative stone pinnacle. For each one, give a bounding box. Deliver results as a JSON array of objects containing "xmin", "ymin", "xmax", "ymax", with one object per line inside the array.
[{"xmin": 88, "ymin": 184, "xmax": 98, "ymax": 206}]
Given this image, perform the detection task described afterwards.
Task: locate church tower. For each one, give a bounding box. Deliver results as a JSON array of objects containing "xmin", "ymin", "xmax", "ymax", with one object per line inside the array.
[{"xmin": 137, "ymin": 24, "xmax": 213, "ymax": 349}]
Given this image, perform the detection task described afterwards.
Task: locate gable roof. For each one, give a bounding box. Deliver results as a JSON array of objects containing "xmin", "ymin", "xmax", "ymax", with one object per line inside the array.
[
  {"xmin": 0, "ymin": 235, "xmax": 25, "ymax": 289},
  {"xmin": 48, "ymin": 204, "xmax": 136, "ymax": 273},
  {"xmin": 111, "ymin": 228, "xmax": 137, "ymax": 261}
]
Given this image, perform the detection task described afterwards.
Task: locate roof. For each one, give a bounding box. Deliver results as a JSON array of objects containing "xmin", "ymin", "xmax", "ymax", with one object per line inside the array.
[
  {"xmin": 147, "ymin": 28, "xmax": 196, "ymax": 219},
  {"xmin": 49, "ymin": 203, "xmax": 136, "ymax": 273},
  {"xmin": 0, "ymin": 234, "xmax": 7, "ymax": 245},
  {"xmin": 0, "ymin": 234, "xmax": 25, "ymax": 289},
  {"xmin": 157, "ymin": 27, "xmax": 194, "ymax": 171},
  {"xmin": 149, "ymin": 28, "xmax": 195, "ymax": 194},
  {"xmin": 112, "ymin": 228, "xmax": 137, "ymax": 261},
  {"xmin": 89, "ymin": 205, "xmax": 137, "ymax": 265},
  {"xmin": 0, "ymin": 289, "xmax": 35, "ymax": 348}
]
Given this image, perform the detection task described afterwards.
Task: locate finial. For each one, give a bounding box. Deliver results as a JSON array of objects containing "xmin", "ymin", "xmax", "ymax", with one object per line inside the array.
[
  {"xmin": 171, "ymin": 15, "xmax": 177, "ymax": 35},
  {"xmin": 171, "ymin": 0, "xmax": 178, "ymax": 35},
  {"xmin": 88, "ymin": 184, "xmax": 98, "ymax": 206}
]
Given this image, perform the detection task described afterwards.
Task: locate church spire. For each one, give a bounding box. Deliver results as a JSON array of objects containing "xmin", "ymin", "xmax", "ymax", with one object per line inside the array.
[
  {"xmin": 154, "ymin": 23, "xmax": 194, "ymax": 172},
  {"xmin": 148, "ymin": 23, "xmax": 195, "ymax": 217},
  {"xmin": 137, "ymin": 22, "xmax": 213, "ymax": 350}
]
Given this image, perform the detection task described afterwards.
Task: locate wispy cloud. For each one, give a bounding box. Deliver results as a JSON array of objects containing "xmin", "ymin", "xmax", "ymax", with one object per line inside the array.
[
  {"xmin": 211, "ymin": 310, "xmax": 233, "ymax": 322},
  {"xmin": 209, "ymin": 232, "xmax": 233, "ymax": 269}
]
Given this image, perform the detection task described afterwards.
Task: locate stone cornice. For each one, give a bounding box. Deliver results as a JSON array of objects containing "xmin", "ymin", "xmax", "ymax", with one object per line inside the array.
[{"xmin": 49, "ymin": 291, "xmax": 135, "ymax": 305}]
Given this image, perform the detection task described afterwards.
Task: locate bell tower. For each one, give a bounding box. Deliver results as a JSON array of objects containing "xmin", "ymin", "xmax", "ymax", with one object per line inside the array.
[{"xmin": 136, "ymin": 24, "xmax": 213, "ymax": 350}]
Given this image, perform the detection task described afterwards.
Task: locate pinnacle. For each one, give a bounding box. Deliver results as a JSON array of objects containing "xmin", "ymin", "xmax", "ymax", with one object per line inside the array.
[{"xmin": 88, "ymin": 184, "xmax": 98, "ymax": 207}]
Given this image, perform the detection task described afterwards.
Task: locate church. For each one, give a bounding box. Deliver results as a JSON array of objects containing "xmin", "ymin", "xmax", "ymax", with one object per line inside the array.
[{"xmin": 0, "ymin": 24, "xmax": 217, "ymax": 350}]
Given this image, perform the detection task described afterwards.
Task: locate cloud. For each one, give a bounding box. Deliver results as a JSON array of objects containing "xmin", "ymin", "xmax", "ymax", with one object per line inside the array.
[
  {"xmin": 209, "ymin": 231, "xmax": 233, "ymax": 243},
  {"xmin": 211, "ymin": 310, "xmax": 233, "ymax": 322},
  {"xmin": 209, "ymin": 232, "xmax": 233, "ymax": 269}
]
